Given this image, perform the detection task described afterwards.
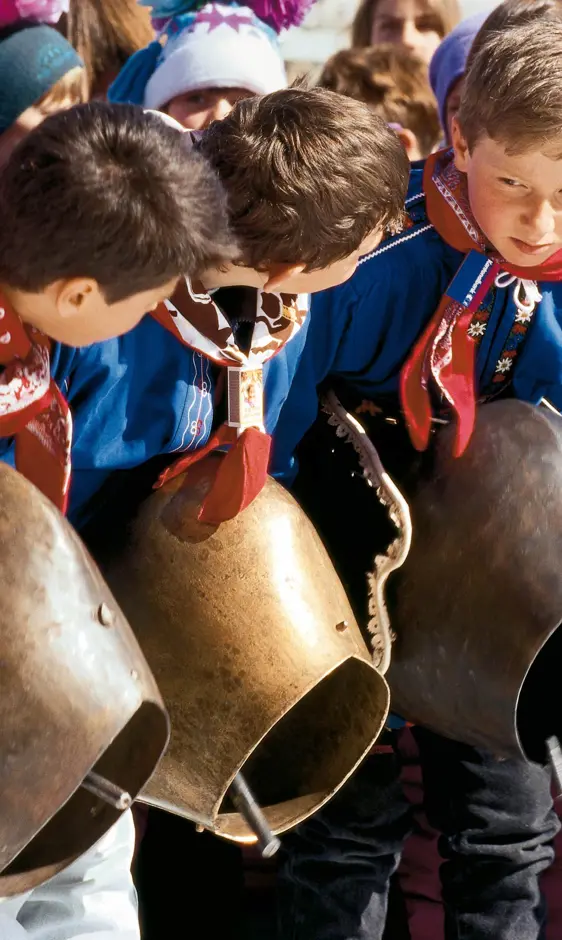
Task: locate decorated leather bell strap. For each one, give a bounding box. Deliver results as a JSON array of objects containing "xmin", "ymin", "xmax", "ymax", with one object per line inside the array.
[
  {"xmin": 0, "ymin": 294, "xmax": 72, "ymax": 513},
  {"xmin": 154, "ymin": 363, "xmax": 269, "ymax": 524},
  {"xmin": 152, "ymin": 277, "xmax": 308, "ymax": 370}
]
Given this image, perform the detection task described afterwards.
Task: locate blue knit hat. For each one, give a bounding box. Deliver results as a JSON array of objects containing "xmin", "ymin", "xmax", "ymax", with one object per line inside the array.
[
  {"xmin": 429, "ymin": 12, "xmax": 488, "ymax": 131},
  {"xmin": 0, "ymin": 23, "xmax": 83, "ymax": 134}
]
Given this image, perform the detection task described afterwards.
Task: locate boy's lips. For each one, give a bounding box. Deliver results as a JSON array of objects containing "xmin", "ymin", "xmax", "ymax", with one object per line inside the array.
[{"xmin": 510, "ymin": 236, "xmax": 558, "ymax": 257}]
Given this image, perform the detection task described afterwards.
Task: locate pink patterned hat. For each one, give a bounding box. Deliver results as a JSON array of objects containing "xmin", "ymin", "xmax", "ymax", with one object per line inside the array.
[{"xmin": 0, "ymin": 0, "xmax": 69, "ymax": 28}]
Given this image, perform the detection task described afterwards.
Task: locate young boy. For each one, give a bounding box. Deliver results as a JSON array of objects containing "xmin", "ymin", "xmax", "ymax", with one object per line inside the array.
[
  {"xmin": 271, "ymin": 14, "xmax": 562, "ymax": 940},
  {"xmin": 0, "ymin": 87, "xmax": 408, "ymax": 936},
  {"xmin": 0, "ymin": 99, "xmax": 235, "ymax": 937},
  {"xmin": 319, "ymin": 44, "xmax": 441, "ymax": 161},
  {"xmin": 75, "ymin": 85, "xmax": 405, "ymax": 938},
  {"xmin": 0, "ymin": 99, "xmax": 237, "ymax": 518}
]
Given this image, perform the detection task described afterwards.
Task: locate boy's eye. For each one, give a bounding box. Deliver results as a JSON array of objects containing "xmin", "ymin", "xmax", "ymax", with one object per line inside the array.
[{"xmin": 499, "ymin": 177, "xmax": 520, "ymax": 187}]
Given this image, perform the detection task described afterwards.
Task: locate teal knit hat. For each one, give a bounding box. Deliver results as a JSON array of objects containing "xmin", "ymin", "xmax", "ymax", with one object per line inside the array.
[{"xmin": 0, "ymin": 22, "xmax": 83, "ymax": 134}]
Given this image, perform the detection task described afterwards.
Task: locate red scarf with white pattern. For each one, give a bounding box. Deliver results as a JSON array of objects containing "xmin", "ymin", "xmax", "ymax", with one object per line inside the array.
[{"xmin": 0, "ymin": 293, "xmax": 72, "ymax": 512}]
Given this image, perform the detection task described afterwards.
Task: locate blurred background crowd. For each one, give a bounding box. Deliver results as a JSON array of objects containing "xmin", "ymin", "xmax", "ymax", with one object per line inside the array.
[{"xmin": 0, "ymin": 0, "xmax": 497, "ymax": 171}]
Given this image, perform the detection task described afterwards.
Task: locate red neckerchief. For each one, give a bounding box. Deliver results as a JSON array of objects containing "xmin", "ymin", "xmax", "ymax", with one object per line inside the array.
[
  {"xmin": 400, "ymin": 149, "xmax": 562, "ymax": 455},
  {"xmin": 0, "ymin": 293, "xmax": 71, "ymax": 512},
  {"xmin": 151, "ymin": 277, "xmax": 309, "ymax": 525}
]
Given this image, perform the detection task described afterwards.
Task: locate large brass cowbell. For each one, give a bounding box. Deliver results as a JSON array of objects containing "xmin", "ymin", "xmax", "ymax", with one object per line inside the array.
[
  {"xmin": 103, "ymin": 454, "xmax": 390, "ymax": 842},
  {"xmin": 0, "ymin": 464, "xmax": 169, "ymax": 896}
]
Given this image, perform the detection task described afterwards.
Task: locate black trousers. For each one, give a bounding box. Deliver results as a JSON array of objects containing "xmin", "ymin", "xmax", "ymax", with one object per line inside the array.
[{"xmin": 277, "ymin": 727, "xmax": 558, "ymax": 940}]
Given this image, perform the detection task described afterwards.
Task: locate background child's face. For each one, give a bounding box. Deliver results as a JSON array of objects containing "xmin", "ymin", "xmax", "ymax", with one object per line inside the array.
[
  {"xmin": 453, "ymin": 123, "xmax": 562, "ymax": 267},
  {"xmin": 370, "ymin": 0, "xmax": 443, "ymax": 64},
  {"xmin": 166, "ymin": 87, "xmax": 251, "ymax": 131},
  {"xmin": 445, "ymin": 77, "xmax": 463, "ymax": 145},
  {"xmin": 0, "ymin": 80, "xmax": 83, "ymax": 169}
]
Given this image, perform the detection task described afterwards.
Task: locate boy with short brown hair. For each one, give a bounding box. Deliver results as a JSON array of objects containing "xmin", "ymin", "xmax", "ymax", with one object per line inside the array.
[
  {"xmin": 0, "ymin": 100, "xmax": 234, "ymax": 513},
  {"xmin": 273, "ymin": 13, "xmax": 562, "ymax": 940},
  {"xmin": 0, "ymin": 101, "xmax": 233, "ymax": 345},
  {"xmin": 197, "ymin": 85, "xmax": 408, "ymax": 289},
  {"xmin": 0, "ymin": 98, "xmax": 235, "ymax": 938},
  {"xmin": 318, "ymin": 45, "xmax": 441, "ymax": 160}
]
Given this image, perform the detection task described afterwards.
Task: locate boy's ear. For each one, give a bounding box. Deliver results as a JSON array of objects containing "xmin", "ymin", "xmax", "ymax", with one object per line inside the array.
[
  {"xmin": 54, "ymin": 278, "xmax": 100, "ymax": 318},
  {"xmin": 263, "ymin": 264, "xmax": 306, "ymax": 292},
  {"xmin": 451, "ymin": 117, "xmax": 470, "ymax": 173},
  {"xmin": 396, "ymin": 128, "xmax": 421, "ymax": 162}
]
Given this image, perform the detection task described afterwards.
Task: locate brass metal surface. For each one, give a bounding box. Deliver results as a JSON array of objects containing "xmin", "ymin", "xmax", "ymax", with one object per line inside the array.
[
  {"xmin": 388, "ymin": 400, "xmax": 562, "ymax": 760},
  {"xmin": 104, "ymin": 454, "xmax": 390, "ymax": 841},
  {"xmin": 0, "ymin": 464, "xmax": 169, "ymax": 895}
]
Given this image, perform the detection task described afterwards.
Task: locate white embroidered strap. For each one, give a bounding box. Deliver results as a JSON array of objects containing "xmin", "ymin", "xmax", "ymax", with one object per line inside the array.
[
  {"xmin": 494, "ymin": 272, "xmax": 543, "ymax": 319},
  {"xmin": 321, "ymin": 390, "xmax": 412, "ymax": 675}
]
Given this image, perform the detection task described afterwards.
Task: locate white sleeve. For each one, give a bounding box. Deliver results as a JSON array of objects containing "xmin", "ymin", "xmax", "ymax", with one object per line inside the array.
[
  {"xmin": 15, "ymin": 813, "xmax": 140, "ymax": 940},
  {"xmin": 0, "ymin": 913, "xmax": 28, "ymax": 939}
]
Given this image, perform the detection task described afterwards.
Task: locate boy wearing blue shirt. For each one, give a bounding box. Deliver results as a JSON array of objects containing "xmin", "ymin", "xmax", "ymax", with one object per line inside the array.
[
  {"xmin": 0, "ymin": 100, "xmax": 234, "ymax": 938},
  {"xmin": 273, "ymin": 16, "xmax": 562, "ymax": 940},
  {"xmin": 0, "ymin": 100, "xmax": 234, "ymax": 517}
]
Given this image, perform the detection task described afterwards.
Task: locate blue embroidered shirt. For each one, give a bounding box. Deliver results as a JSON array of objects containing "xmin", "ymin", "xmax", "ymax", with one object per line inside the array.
[{"xmin": 0, "ymin": 313, "xmax": 309, "ymax": 530}]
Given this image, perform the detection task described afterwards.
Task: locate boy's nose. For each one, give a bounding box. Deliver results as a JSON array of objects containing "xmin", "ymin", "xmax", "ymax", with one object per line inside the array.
[
  {"xmin": 524, "ymin": 199, "xmax": 557, "ymax": 237},
  {"xmin": 206, "ymin": 98, "xmax": 235, "ymax": 127}
]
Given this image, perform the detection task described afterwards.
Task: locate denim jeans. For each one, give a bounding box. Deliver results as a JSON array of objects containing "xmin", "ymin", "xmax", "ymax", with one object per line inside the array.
[{"xmin": 277, "ymin": 727, "xmax": 559, "ymax": 940}]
